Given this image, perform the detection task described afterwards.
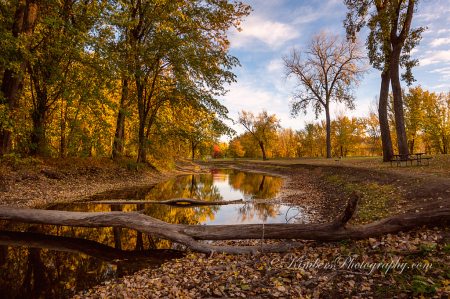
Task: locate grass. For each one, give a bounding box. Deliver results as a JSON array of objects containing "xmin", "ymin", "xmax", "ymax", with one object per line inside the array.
[{"xmin": 323, "ymin": 174, "xmax": 401, "ymax": 224}]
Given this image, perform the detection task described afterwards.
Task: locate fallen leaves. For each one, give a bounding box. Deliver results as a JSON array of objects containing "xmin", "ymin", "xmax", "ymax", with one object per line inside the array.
[{"xmin": 72, "ymin": 227, "xmax": 450, "ymax": 298}]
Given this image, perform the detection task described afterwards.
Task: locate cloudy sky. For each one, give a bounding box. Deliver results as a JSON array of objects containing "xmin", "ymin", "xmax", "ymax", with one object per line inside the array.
[{"xmin": 219, "ymin": 0, "xmax": 450, "ymax": 140}]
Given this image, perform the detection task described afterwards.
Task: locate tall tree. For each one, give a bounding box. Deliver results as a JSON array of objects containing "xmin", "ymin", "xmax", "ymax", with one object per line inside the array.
[
  {"xmin": 283, "ymin": 29, "xmax": 367, "ymax": 158},
  {"xmin": 0, "ymin": 0, "xmax": 38, "ymax": 154},
  {"xmin": 237, "ymin": 109, "xmax": 280, "ymax": 161},
  {"xmin": 26, "ymin": 0, "xmax": 103, "ymax": 156},
  {"xmin": 344, "ymin": 0, "xmax": 425, "ymax": 160},
  {"xmin": 114, "ymin": 0, "xmax": 250, "ymax": 163}
]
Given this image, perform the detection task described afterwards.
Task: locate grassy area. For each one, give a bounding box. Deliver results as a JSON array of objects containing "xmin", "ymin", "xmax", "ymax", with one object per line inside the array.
[
  {"xmin": 323, "ymin": 174, "xmax": 402, "ymax": 224},
  {"xmin": 208, "ymin": 154, "xmax": 450, "ymax": 178}
]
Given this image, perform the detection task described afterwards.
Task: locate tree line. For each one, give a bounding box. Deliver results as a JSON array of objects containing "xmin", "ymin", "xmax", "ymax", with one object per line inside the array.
[
  {"xmin": 0, "ymin": 0, "xmax": 251, "ymax": 164},
  {"xmin": 223, "ymin": 86, "xmax": 450, "ymax": 160}
]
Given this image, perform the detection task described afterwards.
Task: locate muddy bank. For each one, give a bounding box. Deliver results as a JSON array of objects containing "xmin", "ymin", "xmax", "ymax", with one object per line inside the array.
[{"xmin": 0, "ymin": 164, "xmax": 207, "ymax": 208}]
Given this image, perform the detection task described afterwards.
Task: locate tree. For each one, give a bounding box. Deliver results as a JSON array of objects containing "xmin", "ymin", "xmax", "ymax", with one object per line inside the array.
[
  {"xmin": 237, "ymin": 109, "xmax": 280, "ymax": 161},
  {"xmin": 283, "ymin": 29, "xmax": 368, "ymax": 158},
  {"xmin": 228, "ymin": 138, "xmax": 244, "ymax": 160},
  {"xmin": 0, "ymin": 0, "xmax": 39, "ymax": 155},
  {"xmin": 344, "ymin": 0, "xmax": 426, "ymax": 160},
  {"xmin": 111, "ymin": 0, "xmax": 250, "ymax": 164},
  {"xmin": 403, "ymin": 86, "xmax": 425, "ymax": 153},
  {"xmin": 364, "ymin": 111, "xmax": 383, "ymax": 156},
  {"xmin": 331, "ymin": 113, "xmax": 363, "ymax": 157},
  {"xmin": 26, "ymin": 0, "xmax": 103, "ymax": 156},
  {"xmin": 272, "ymin": 128, "xmax": 296, "ymax": 158},
  {"xmin": 423, "ymin": 91, "xmax": 450, "ymax": 154}
]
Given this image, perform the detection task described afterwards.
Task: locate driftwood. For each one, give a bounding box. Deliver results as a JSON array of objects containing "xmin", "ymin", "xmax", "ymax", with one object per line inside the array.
[
  {"xmin": 87, "ymin": 198, "xmax": 244, "ymax": 206},
  {"xmin": 1, "ymin": 192, "xmax": 449, "ymax": 254}
]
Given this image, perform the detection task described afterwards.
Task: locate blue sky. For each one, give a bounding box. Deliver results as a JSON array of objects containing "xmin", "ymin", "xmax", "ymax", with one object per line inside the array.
[{"xmin": 220, "ymin": 0, "xmax": 450, "ymax": 140}]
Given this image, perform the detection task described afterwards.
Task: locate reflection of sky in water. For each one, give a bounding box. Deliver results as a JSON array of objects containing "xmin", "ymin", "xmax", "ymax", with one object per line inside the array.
[
  {"xmin": 212, "ymin": 179, "xmax": 243, "ymax": 201},
  {"xmin": 205, "ymin": 204, "xmax": 305, "ymax": 225}
]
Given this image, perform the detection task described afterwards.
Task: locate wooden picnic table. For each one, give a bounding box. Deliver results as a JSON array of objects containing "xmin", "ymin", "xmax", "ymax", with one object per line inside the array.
[{"xmin": 391, "ymin": 153, "xmax": 432, "ymax": 167}]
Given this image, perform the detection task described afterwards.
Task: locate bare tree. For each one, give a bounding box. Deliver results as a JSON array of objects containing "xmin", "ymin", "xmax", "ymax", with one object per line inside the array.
[
  {"xmin": 283, "ymin": 29, "xmax": 368, "ymax": 158},
  {"xmin": 237, "ymin": 109, "xmax": 280, "ymax": 161}
]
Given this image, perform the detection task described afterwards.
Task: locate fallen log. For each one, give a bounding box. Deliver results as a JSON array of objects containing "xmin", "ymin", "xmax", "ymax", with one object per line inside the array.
[
  {"xmin": 87, "ymin": 198, "xmax": 244, "ymax": 206},
  {"xmin": 0, "ymin": 192, "xmax": 449, "ymax": 254}
]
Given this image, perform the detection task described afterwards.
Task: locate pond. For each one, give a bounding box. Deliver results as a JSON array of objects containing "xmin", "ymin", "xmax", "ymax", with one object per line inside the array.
[{"xmin": 0, "ymin": 169, "xmax": 305, "ymax": 298}]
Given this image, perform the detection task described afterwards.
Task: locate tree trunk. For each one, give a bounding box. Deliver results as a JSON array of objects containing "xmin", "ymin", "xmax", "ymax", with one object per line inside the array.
[
  {"xmin": 379, "ymin": 71, "xmax": 394, "ymax": 162},
  {"xmin": 390, "ymin": 46, "xmax": 409, "ymax": 156},
  {"xmin": 0, "ymin": 0, "xmax": 38, "ymax": 155},
  {"xmin": 258, "ymin": 175, "xmax": 265, "ymax": 192},
  {"xmin": 111, "ymin": 205, "xmax": 123, "ymax": 249},
  {"xmin": 259, "ymin": 141, "xmax": 267, "ymax": 161},
  {"xmin": 325, "ymin": 105, "xmax": 332, "ymax": 158},
  {"xmin": 409, "ymin": 136, "xmax": 415, "ymax": 154},
  {"xmin": 2, "ymin": 192, "xmax": 450, "ymax": 254},
  {"xmin": 136, "ymin": 79, "xmax": 147, "ymax": 164},
  {"xmin": 30, "ymin": 88, "xmax": 47, "ymax": 156},
  {"xmin": 113, "ymin": 79, "xmax": 128, "ymax": 159},
  {"xmin": 60, "ymin": 104, "xmax": 66, "ymax": 158}
]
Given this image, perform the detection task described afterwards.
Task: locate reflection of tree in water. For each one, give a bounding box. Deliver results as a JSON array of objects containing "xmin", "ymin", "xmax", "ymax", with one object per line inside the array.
[
  {"xmin": 0, "ymin": 170, "xmax": 285, "ymax": 297},
  {"xmin": 143, "ymin": 174, "xmax": 223, "ymax": 203},
  {"xmin": 227, "ymin": 170, "xmax": 283, "ymax": 199},
  {"xmin": 0, "ymin": 217, "xmax": 183, "ymax": 298},
  {"xmin": 236, "ymin": 203, "xmax": 281, "ymax": 222}
]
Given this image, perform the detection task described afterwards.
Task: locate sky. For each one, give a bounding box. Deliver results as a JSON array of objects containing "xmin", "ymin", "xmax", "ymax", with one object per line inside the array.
[{"xmin": 219, "ymin": 0, "xmax": 450, "ymax": 141}]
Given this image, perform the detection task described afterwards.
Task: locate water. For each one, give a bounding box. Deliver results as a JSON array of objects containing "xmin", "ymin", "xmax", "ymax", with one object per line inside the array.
[{"xmin": 0, "ymin": 169, "xmax": 304, "ymax": 298}]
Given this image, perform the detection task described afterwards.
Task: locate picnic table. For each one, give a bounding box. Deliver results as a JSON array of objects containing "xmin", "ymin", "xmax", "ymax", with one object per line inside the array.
[{"xmin": 390, "ymin": 153, "xmax": 432, "ymax": 167}]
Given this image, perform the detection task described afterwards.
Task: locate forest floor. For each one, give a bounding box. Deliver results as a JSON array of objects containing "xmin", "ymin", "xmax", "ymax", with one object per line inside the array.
[{"xmin": 2, "ymin": 156, "xmax": 450, "ymax": 298}]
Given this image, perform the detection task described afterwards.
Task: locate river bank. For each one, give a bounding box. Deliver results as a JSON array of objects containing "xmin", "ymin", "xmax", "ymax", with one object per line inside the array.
[{"xmin": 0, "ymin": 159, "xmax": 207, "ymax": 208}]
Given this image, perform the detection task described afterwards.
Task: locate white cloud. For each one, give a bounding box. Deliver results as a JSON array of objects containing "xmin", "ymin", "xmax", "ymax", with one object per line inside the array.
[
  {"xmin": 428, "ymin": 83, "xmax": 450, "ymax": 90},
  {"xmin": 229, "ymin": 15, "xmax": 300, "ymax": 50},
  {"xmin": 429, "ymin": 66, "xmax": 450, "ymax": 80},
  {"xmin": 429, "ymin": 66, "xmax": 450, "ymax": 73},
  {"xmin": 267, "ymin": 59, "xmax": 284, "ymax": 73},
  {"xmin": 419, "ymin": 49, "xmax": 450, "ymax": 66},
  {"xmin": 430, "ymin": 37, "xmax": 450, "ymax": 47},
  {"xmin": 416, "ymin": 13, "xmax": 441, "ymax": 22},
  {"xmin": 437, "ymin": 29, "xmax": 450, "ymax": 35}
]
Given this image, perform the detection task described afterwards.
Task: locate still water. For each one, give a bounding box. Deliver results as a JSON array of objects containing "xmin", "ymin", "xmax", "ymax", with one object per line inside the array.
[{"xmin": 0, "ymin": 169, "xmax": 302, "ymax": 298}]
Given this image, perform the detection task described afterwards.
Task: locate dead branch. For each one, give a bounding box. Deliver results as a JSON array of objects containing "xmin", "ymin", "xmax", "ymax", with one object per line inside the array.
[{"xmin": 87, "ymin": 198, "xmax": 244, "ymax": 206}]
